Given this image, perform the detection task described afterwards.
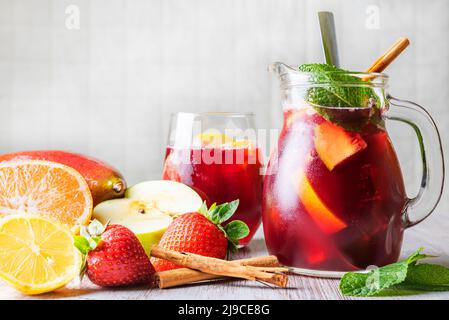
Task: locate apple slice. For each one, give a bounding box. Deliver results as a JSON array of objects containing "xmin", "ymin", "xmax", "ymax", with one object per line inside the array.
[
  {"xmin": 314, "ymin": 121, "xmax": 367, "ymax": 171},
  {"xmin": 93, "ymin": 198, "xmax": 173, "ymax": 255},
  {"xmin": 125, "ymin": 180, "xmax": 203, "ymax": 216},
  {"xmin": 294, "ymin": 170, "xmax": 347, "ymax": 234}
]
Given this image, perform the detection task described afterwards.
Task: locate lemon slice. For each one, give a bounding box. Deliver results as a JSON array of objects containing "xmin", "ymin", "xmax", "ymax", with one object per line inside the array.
[
  {"xmin": 194, "ymin": 131, "xmax": 254, "ymax": 149},
  {"xmin": 0, "ymin": 214, "xmax": 81, "ymax": 295},
  {"xmin": 194, "ymin": 131, "xmax": 233, "ymax": 147}
]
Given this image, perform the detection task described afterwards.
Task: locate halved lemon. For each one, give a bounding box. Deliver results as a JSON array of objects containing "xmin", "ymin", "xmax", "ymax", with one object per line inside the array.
[
  {"xmin": 0, "ymin": 214, "xmax": 81, "ymax": 295},
  {"xmin": 0, "ymin": 160, "xmax": 93, "ymax": 233}
]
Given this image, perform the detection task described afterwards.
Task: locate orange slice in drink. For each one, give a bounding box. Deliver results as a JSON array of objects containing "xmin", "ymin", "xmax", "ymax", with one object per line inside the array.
[
  {"xmin": 0, "ymin": 160, "xmax": 92, "ymax": 233},
  {"xmin": 294, "ymin": 170, "xmax": 347, "ymax": 234},
  {"xmin": 314, "ymin": 121, "xmax": 367, "ymax": 171}
]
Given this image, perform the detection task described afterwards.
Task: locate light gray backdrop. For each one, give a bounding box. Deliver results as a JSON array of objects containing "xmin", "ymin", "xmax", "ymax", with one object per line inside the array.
[{"xmin": 0, "ymin": 0, "xmax": 448, "ymax": 218}]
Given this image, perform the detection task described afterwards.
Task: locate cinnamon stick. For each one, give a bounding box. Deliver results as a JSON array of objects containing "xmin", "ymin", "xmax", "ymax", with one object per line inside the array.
[
  {"xmin": 150, "ymin": 246, "xmax": 288, "ymax": 287},
  {"xmin": 155, "ymin": 255, "xmax": 280, "ymax": 288},
  {"xmin": 366, "ymin": 37, "xmax": 409, "ymax": 73}
]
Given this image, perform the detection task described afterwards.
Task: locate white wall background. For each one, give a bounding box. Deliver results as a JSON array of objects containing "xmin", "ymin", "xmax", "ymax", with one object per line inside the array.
[{"xmin": 0, "ymin": 0, "xmax": 448, "ymax": 217}]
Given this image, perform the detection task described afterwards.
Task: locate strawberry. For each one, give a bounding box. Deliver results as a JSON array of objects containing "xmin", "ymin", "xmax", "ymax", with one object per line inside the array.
[
  {"xmin": 151, "ymin": 200, "xmax": 249, "ymax": 272},
  {"xmin": 75, "ymin": 220, "xmax": 155, "ymax": 287}
]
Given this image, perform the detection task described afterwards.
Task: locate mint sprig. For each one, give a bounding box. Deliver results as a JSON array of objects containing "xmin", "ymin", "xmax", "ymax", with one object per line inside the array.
[
  {"xmin": 339, "ymin": 248, "xmax": 449, "ymax": 297},
  {"xmin": 299, "ymin": 63, "xmax": 381, "ymax": 130},
  {"xmin": 299, "ymin": 63, "xmax": 377, "ymax": 108},
  {"xmin": 198, "ymin": 200, "xmax": 249, "ymax": 252}
]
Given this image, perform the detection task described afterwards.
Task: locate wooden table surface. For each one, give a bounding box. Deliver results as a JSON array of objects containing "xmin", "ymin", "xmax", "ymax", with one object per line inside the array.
[{"xmin": 1, "ymin": 213, "xmax": 449, "ymax": 300}]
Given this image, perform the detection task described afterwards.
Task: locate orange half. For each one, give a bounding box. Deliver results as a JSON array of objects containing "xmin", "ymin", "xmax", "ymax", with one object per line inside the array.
[{"xmin": 0, "ymin": 160, "xmax": 92, "ymax": 233}]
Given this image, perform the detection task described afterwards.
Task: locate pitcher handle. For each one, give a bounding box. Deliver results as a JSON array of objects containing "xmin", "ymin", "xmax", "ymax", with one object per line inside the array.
[{"xmin": 384, "ymin": 95, "xmax": 445, "ymax": 228}]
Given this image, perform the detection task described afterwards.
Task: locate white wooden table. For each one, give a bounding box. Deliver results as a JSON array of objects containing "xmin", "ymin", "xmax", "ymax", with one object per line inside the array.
[{"xmin": 2, "ymin": 213, "xmax": 449, "ymax": 300}]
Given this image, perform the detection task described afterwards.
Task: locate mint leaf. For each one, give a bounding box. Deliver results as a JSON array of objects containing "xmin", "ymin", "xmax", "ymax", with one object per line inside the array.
[
  {"xmin": 398, "ymin": 263, "xmax": 449, "ymax": 291},
  {"xmin": 299, "ymin": 63, "xmax": 376, "ymax": 108},
  {"xmin": 339, "ymin": 249, "xmax": 430, "ymax": 297},
  {"xmin": 299, "ymin": 63, "xmax": 380, "ymax": 130}
]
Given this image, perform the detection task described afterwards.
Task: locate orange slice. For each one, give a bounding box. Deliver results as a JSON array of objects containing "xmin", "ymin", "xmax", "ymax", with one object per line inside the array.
[
  {"xmin": 0, "ymin": 160, "xmax": 92, "ymax": 233},
  {"xmin": 294, "ymin": 170, "xmax": 347, "ymax": 234},
  {"xmin": 314, "ymin": 121, "xmax": 367, "ymax": 171}
]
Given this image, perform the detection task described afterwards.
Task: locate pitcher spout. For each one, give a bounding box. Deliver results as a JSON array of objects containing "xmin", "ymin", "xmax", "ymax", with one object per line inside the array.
[{"xmin": 268, "ymin": 62, "xmax": 298, "ymax": 78}]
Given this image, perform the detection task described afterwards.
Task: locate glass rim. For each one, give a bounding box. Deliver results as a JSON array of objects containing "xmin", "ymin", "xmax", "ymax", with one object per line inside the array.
[
  {"xmin": 172, "ymin": 111, "xmax": 255, "ymax": 118},
  {"xmin": 270, "ymin": 62, "xmax": 389, "ymax": 88}
]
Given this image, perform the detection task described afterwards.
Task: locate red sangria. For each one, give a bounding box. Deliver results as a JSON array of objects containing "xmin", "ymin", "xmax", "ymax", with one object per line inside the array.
[
  {"xmin": 264, "ymin": 62, "xmax": 444, "ymax": 274},
  {"xmin": 263, "ymin": 107, "xmax": 406, "ymax": 271},
  {"xmin": 163, "ymin": 113, "xmax": 263, "ymax": 245}
]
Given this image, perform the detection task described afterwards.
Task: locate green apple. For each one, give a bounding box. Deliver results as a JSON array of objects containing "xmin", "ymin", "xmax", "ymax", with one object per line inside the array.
[
  {"xmin": 125, "ymin": 180, "xmax": 203, "ymax": 216},
  {"xmin": 93, "ymin": 180, "xmax": 203, "ymax": 255},
  {"xmin": 93, "ymin": 198, "xmax": 172, "ymax": 255}
]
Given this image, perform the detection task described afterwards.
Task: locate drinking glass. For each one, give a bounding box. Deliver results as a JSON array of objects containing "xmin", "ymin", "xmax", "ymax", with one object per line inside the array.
[{"xmin": 163, "ymin": 112, "xmax": 264, "ymax": 245}]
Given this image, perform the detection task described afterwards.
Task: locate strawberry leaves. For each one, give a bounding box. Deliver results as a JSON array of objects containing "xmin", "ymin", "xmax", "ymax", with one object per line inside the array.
[
  {"xmin": 74, "ymin": 220, "xmax": 107, "ymax": 278},
  {"xmin": 75, "ymin": 220, "xmax": 106, "ymax": 254},
  {"xmin": 199, "ymin": 200, "xmax": 250, "ymax": 252},
  {"xmin": 224, "ymin": 220, "xmax": 250, "ymax": 252}
]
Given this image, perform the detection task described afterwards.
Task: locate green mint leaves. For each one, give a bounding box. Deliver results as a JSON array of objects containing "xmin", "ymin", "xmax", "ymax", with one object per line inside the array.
[
  {"xmin": 199, "ymin": 200, "xmax": 249, "ymax": 252},
  {"xmin": 339, "ymin": 248, "xmax": 449, "ymax": 297},
  {"xmin": 298, "ymin": 63, "xmax": 376, "ymax": 108},
  {"xmin": 299, "ymin": 63, "xmax": 380, "ymax": 130},
  {"xmin": 398, "ymin": 264, "xmax": 449, "ymax": 292}
]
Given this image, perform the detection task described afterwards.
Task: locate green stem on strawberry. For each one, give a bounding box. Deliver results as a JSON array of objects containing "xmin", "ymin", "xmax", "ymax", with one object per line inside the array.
[
  {"xmin": 198, "ymin": 200, "xmax": 250, "ymax": 253},
  {"xmin": 74, "ymin": 220, "xmax": 107, "ymax": 278}
]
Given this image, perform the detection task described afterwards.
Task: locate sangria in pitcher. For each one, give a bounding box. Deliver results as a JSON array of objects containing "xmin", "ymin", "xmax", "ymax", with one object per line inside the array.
[{"xmin": 263, "ymin": 62, "xmax": 444, "ymax": 276}]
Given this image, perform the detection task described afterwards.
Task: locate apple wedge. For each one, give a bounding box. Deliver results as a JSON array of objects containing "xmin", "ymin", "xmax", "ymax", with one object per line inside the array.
[
  {"xmin": 125, "ymin": 180, "xmax": 203, "ymax": 215},
  {"xmin": 93, "ymin": 199, "xmax": 173, "ymax": 255},
  {"xmin": 94, "ymin": 180, "xmax": 203, "ymax": 255}
]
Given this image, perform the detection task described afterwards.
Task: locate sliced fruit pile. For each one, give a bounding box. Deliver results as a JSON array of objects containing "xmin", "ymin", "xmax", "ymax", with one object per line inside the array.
[{"xmin": 0, "ymin": 151, "xmax": 248, "ymax": 294}]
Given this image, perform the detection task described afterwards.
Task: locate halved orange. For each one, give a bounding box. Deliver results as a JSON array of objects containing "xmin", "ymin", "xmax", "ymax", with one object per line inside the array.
[{"xmin": 0, "ymin": 160, "xmax": 92, "ymax": 233}]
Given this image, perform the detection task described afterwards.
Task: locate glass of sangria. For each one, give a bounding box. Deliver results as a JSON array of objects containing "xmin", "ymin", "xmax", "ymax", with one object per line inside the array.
[
  {"xmin": 162, "ymin": 112, "xmax": 263, "ymax": 245},
  {"xmin": 263, "ymin": 62, "xmax": 444, "ymax": 276}
]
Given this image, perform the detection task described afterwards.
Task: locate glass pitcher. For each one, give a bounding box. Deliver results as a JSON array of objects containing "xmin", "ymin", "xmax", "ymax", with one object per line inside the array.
[{"xmin": 263, "ymin": 62, "xmax": 444, "ymax": 277}]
